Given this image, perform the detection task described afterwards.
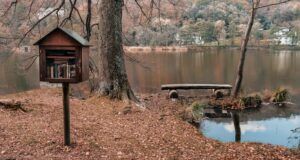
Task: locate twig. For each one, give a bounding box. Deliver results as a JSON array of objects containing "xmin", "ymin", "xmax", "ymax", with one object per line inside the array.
[
  {"xmin": 24, "ymin": 55, "xmax": 38, "ymax": 71},
  {"xmin": 134, "ymin": 0, "xmax": 152, "ymax": 23},
  {"xmin": 256, "ymin": 0, "xmax": 293, "ymax": 9},
  {"xmin": 18, "ymin": 0, "xmax": 66, "ymax": 46},
  {"xmin": 2, "ymin": 0, "xmax": 18, "ymax": 17}
]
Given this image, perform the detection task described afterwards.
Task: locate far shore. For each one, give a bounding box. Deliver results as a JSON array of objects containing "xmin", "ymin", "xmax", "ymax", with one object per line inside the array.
[{"xmin": 124, "ymin": 45, "xmax": 300, "ymax": 53}]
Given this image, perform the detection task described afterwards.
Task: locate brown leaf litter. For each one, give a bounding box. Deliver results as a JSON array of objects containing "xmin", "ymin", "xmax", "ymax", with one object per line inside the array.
[{"xmin": 0, "ymin": 88, "xmax": 299, "ymax": 160}]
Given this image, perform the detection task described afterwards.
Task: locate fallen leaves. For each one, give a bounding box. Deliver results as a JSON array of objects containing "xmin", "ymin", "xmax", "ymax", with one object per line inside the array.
[{"xmin": 0, "ymin": 88, "xmax": 299, "ymax": 159}]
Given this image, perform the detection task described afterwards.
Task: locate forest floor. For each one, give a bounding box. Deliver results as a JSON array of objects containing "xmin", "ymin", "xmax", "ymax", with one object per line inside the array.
[{"xmin": 1, "ymin": 88, "xmax": 300, "ymax": 160}]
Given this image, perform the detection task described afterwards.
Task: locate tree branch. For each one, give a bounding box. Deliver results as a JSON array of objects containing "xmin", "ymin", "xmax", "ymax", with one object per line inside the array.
[
  {"xmin": 2, "ymin": 0, "xmax": 18, "ymax": 17},
  {"xmin": 134, "ymin": 0, "xmax": 151, "ymax": 23},
  {"xmin": 61, "ymin": 0, "xmax": 77, "ymax": 26},
  {"xmin": 18, "ymin": 0, "xmax": 65, "ymax": 46},
  {"xmin": 255, "ymin": 0, "xmax": 293, "ymax": 9}
]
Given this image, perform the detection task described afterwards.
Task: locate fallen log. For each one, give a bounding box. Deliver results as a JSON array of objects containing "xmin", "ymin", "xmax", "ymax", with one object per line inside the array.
[{"xmin": 0, "ymin": 99, "xmax": 26, "ymax": 112}]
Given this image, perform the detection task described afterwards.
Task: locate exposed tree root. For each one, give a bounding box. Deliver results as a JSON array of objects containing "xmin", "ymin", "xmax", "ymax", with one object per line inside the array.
[{"xmin": 0, "ymin": 99, "xmax": 27, "ymax": 112}]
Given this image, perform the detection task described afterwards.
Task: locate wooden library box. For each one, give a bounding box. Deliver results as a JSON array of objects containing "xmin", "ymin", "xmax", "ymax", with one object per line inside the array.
[{"xmin": 34, "ymin": 27, "xmax": 90, "ymax": 83}]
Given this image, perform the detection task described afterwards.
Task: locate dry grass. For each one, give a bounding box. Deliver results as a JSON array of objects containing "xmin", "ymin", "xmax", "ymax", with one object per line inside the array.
[{"xmin": 0, "ymin": 89, "xmax": 299, "ymax": 160}]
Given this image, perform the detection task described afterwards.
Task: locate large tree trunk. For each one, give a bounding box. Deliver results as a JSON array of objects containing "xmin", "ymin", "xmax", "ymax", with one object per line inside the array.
[
  {"xmin": 231, "ymin": 5, "xmax": 258, "ymax": 98},
  {"xmin": 91, "ymin": 0, "xmax": 137, "ymax": 101}
]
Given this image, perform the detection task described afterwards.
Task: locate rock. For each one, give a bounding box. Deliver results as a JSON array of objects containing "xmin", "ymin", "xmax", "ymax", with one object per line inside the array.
[
  {"xmin": 240, "ymin": 94, "xmax": 262, "ymax": 108},
  {"xmin": 214, "ymin": 90, "xmax": 224, "ymax": 99},
  {"xmin": 168, "ymin": 90, "xmax": 178, "ymax": 99},
  {"xmin": 121, "ymin": 106, "xmax": 132, "ymax": 115},
  {"xmin": 182, "ymin": 101, "xmax": 208, "ymax": 123},
  {"xmin": 271, "ymin": 88, "xmax": 289, "ymax": 104}
]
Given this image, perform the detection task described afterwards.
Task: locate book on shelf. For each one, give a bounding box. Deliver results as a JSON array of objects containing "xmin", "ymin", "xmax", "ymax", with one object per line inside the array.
[{"xmin": 47, "ymin": 61, "xmax": 76, "ymax": 79}]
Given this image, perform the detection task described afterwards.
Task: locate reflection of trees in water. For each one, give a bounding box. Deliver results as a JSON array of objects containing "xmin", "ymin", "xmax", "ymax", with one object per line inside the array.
[
  {"xmin": 288, "ymin": 127, "xmax": 300, "ymax": 149},
  {"xmin": 232, "ymin": 112, "xmax": 241, "ymax": 142},
  {"xmin": 125, "ymin": 49, "xmax": 300, "ymax": 94},
  {"xmin": 0, "ymin": 54, "xmax": 39, "ymax": 94}
]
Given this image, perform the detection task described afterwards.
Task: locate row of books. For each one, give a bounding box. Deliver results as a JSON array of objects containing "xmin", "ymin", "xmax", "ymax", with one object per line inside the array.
[{"xmin": 47, "ymin": 62, "xmax": 76, "ymax": 79}]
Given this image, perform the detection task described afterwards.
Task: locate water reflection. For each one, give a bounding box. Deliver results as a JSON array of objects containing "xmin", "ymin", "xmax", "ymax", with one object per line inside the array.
[
  {"xmin": 126, "ymin": 49, "xmax": 300, "ymax": 104},
  {"xmin": 0, "ymin": 53, "xmax": 39, "ymax": 95},
  {"xmin": 273, "ymin": 50, "xmax": 292, "ymax": 74},
  {"xmin": 201, "ymin": 105, "xmax": 300, "ymax": 148},
  {"xmin": 232, "ymin": 113, "xmax": 241, "ymax": 142}
]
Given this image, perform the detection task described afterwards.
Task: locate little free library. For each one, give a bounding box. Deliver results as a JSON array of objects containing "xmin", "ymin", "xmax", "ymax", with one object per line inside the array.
[
  {"xmin": 34, "ymin": 27, "xmax": 89, "ymax": 84},
  {"xmin": 34, "ymin": 27, "xmax": 90, "ymax": 146}
]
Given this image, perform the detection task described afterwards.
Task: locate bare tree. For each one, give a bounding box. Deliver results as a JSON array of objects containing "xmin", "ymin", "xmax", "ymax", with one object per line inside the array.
[{"xmin": 232, "ymin": 0, "xmax": 293, "ymax": 98}]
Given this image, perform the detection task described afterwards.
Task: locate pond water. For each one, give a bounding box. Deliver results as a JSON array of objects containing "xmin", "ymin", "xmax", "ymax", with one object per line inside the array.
[
  {"xmin": 1, "ymin": 48, "xmax": 300, "ymax": 148},
  {"xmin": 126, "ymin": 48, "xmax": 300, "ymax": 148},
  {"xmin": 0, "ymin": 53, "xmax": 39, "ymax": 95},
  {"xmin": 201, "ymin": 107, "xmax": 300, "ymax": 148}
]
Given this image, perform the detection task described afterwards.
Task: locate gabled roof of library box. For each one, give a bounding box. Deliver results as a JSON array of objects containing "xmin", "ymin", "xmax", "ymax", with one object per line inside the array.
[{"xmin": 33, "ymin": 27, "xmax": 90, "ymax": 46}]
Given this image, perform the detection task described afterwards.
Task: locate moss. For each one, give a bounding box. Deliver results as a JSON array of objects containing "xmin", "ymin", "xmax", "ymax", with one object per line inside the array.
[
  {"xmin": 239, "ymin": 94, "xmax": 262, "ymax": 108},
  {"xmin": 190, "ymin": 102, "xmax": 207, "ymax": 121},
  {"xmin": 271, "ymin": 88, "xmax": 289, "ymax": 103},
  {"xmin": 182, "ymin": 101, "xmax": 208, "ymax": 123}
]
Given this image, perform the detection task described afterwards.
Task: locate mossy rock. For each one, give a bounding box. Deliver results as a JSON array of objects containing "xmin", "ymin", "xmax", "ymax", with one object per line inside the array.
[
  {"xmin": 271, "ymin": 88, "xmax": 289, "ymax": 103},
  {"xmin": 239, "ymin": 94, "xmax": 262, "ymax": 108},
  {"xmin": 183, "ymin": 102, "xmax": 209, "ymax": 123}
]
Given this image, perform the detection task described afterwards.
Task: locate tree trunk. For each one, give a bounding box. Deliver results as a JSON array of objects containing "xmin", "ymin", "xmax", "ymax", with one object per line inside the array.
[
  {"xmin": 92, "ymin": 0, "xmax": 137, "ymax": 101},
  {"xmin": 232, "ymin": 6, "xmax": 258, "ymax": 98}
]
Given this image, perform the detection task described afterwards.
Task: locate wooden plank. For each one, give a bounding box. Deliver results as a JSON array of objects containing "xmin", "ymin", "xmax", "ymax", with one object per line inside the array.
[
  {"xmin": 161, "ymin": 84, "xmax": 232, "ymax": 90},
  {"xmin": 46, "ymin": 56, "xmax": 76, "ymax": 59}
]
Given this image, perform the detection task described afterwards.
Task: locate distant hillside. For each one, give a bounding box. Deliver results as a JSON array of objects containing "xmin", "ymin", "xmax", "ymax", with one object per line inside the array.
[{"xmin": 123, "ymin": 0, "xmax": 300, "ymax": 46}]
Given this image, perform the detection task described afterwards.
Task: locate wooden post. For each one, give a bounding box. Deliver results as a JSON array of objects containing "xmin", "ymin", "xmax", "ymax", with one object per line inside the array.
[{"xmin": 63, "ymin": 83, "xmax": 70, "ymax": 146}]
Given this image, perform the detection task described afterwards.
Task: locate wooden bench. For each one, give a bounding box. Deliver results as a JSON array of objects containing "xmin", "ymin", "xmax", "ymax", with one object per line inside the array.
[{"xmin": 161, "ymin": 84, "xmax": 232, "ymax": 98}]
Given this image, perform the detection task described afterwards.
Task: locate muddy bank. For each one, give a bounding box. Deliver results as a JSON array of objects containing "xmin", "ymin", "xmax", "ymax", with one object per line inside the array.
[{"xmin": 0, "ymin": 89, "xmax": 300, "ymax": 159}]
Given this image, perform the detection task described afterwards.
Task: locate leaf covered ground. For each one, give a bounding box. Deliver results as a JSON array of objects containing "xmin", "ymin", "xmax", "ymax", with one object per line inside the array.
[{"xmin": 0, "ymin": 88, "xmax": 299, "ymax": 160}]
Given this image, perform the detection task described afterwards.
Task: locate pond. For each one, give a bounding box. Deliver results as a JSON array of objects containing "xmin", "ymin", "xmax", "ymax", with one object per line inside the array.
[
  {"xmin": 201, "ymin": 106, "xmax": 300, "ymax": 148},
  {"xmin": 0, "ymin": 53, "xmax": 39, "ymax": 95},
  {"xmin": 1, "ymin": 48, "xmax": 300, "ymax": 148},
  {"xmin": 126, "ymin": 48, "xmax": 300, "ymax": 148}
]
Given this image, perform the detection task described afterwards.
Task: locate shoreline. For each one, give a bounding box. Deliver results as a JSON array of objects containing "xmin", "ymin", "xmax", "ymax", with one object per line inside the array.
[{"xmin": 124, "ymin": 45, "xmax": 300, "ymax": 53}]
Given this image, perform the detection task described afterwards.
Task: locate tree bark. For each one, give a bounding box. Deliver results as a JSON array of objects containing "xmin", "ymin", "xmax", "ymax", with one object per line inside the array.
[
  {"xmin": 232, "ymin": 4, "xmax": 258, "ymax": 98},
  {"xmin": 92, "ymin": 0, "xmax": 137, "ymax": 101}
]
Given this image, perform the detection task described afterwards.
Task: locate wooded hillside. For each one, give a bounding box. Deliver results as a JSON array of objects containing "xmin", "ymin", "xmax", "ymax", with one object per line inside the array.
[{"xmin": 0, "ymin": 0, "xmax": 299, "ymax": 48}]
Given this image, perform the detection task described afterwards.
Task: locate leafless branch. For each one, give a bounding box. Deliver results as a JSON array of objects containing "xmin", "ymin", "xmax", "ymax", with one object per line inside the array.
[
  {"xmin": 27, "ymin": 0, "xmax": 35, "ymax": 18},
  {"xmin": 85, "ymin": 0, "xmax": 92, "ymax": 40},
  {"xmin": 2, "ymin": 0, "xmax": 18, "ymax": 17},
  {"xmin": 18, "ymin": 0, "xmax": 66, "ymax": 46},
  {"xmin": 134, "ymin": 0, "xmax": 152, "ymax": 23},
  {"xmin": 256, "ymin": 0, "xmax": 293, "ymax": 9},
  {"xmin": 91, "ymin": 23, "xmax": 99, "ymax": 29},
  {"xmin": 124, "ymin": 53, "xmax": 151, "ymax": 70},
  {"xmin": 61, "ymin": 0, "xmax": 77, "ymax": 26},
  {"xmin": 73, "ymin": 4, "xmax": 85, "ymax": 26},
  {"xmin": 24, "ymin": 55, "xmax": 39, "ymax": 71}
]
